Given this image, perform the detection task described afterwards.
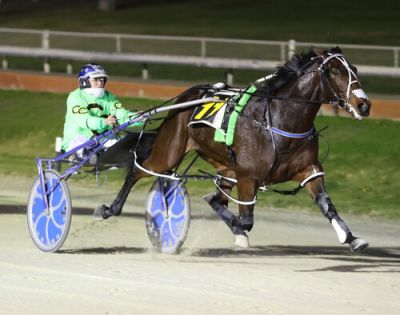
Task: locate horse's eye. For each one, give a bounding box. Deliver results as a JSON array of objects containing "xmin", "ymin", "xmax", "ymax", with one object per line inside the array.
[{"xmin": 330, "ymin": 67, "xmax": 341, "ymax": 76}]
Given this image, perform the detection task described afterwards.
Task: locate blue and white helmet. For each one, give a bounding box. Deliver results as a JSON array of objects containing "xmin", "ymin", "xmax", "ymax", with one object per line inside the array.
[{"xmin": 78, "ymin": 63, "xmax": 109, "ymax": 89}]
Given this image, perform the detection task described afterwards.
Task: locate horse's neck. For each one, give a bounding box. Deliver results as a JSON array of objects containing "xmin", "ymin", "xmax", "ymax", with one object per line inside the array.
[{"xmin": 272, "ymin": 77, "xmax": 322, "ymax": 131}]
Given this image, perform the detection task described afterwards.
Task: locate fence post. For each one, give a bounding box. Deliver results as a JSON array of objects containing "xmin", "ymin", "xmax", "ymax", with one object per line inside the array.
[
  {"xmin": 42, "ymin": 30, "xmax": 50, "ymax": 73},
  {"xmin": 2, "ymin": 57, "xmax": 8, "ymax": 70},
  {"xmin": 42, "ymin": 30, "xmax": 50, "ymax": 49},
  {"xmin": 142, "ymin": 64, "xmax": 149, "ymax": 80},
  {"xmin": 66, "ymin": 63, "xmax": 73, "ymax": 75},
  {"xmin": 201, "ymin": 38, "xmax": 206, "ymax": 57},
  {"xmin": 280, "ymin": 43, "xmax": 286, "ymax": 62},
  {"xmin": 288, "ymin": 39, "xmax": 296, "ymax": 59},
  {"xmin": 43, "ymin": 60, "xmax": 51, "ymax": 73},
  {"xmin": 226, "ymin": 70, "xmax": 233, "ymax": 85},
  {"xmin": 116, "ymin": 35, "xmax": 121, "ymax": 53},
  {"xmin": 394, "ymin": 48, "xmax": 399, "ymax": 68}
]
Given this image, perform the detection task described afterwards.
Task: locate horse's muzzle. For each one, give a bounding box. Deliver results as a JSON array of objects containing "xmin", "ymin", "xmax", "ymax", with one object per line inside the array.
[{"xmin": 357, "ymin": 99, "xmax": 371, "ymax": 117}]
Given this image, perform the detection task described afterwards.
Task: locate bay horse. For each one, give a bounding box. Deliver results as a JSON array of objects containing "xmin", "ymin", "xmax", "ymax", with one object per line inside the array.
[{"xmin": 96, "ymin": 47, "xmax": 371, "ymax": 252}]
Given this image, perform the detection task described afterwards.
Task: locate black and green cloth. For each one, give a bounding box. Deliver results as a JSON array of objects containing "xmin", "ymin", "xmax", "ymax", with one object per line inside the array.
[{"xmin": 214, "ymin": 85, "xmax": 257, "ymax": 146}]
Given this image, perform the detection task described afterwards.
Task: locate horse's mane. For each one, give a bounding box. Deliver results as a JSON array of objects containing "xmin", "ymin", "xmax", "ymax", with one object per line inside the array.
[{"xmin": 257, "ymin": 47, "xmax": 342, "ymax": 95}]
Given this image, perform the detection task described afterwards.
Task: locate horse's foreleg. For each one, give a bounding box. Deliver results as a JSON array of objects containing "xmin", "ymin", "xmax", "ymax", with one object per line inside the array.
[
  {"xmin": 301, "ymin": 170, "xmax": 369, "ymax": 252},
  {"xmin": 234, "ymin": 177, "xmax": 258, "ymax": 247},
  {"xmin": 203, "ymin": 176, "xmax": 241, "ymax": 233},
  {"xmin": 204, "ymin": 175, "xmax": 257, "ymax": 248}
]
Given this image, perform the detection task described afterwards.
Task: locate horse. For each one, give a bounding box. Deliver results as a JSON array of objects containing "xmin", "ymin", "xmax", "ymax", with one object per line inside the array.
[{"xmin": 95, "ymin": 47, "xmax": 372, "ymax": 252}]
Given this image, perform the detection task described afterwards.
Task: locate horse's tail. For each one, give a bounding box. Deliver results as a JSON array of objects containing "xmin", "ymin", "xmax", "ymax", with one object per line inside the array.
[{"xmin": 133, "ymin": 131, "xmax": 158, "ymax": 164}]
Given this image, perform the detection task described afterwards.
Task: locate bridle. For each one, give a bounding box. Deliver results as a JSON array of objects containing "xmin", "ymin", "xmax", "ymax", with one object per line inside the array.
[
  {"xmin": 313, "ymin": 52, "xmax": 368, "ymax": 118},
  {"xmin": 252, "ymin": 52, "xmax": 369, "ymax": 120}
]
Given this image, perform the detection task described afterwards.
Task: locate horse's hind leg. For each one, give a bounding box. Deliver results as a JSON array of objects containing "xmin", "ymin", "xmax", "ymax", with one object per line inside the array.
[
  {"xmin": 95, "ymin": 150, "xmax": 188, "ymax": 220},
  {"xmin": 94, "ymin": 167, "xmax": 150, "ymax": 220},
  {"xmin": 298, "ymin": 168, "xmax": 369, "ymax": 252},
  {"xmin": 95, "ymin": 110, "xmax": 192, "ymax": 220}
]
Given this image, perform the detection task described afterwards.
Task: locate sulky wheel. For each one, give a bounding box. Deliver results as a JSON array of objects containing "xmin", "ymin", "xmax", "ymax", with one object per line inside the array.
[
  {"xmin": 27, "ymin": 170, "xmax": 72, "ymax": 252},
  {"xmin": 145, "ymin": 178, "xmax": 191, "ymax": 254}
]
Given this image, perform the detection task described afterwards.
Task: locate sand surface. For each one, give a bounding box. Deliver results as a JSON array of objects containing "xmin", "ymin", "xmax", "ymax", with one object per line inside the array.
[{"xmin": 0, "ymin": 176, "xmax": 399, "ymax": 315}]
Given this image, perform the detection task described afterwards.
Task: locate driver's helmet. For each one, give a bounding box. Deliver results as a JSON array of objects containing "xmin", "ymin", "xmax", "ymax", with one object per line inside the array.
[{"xmin": 78, "ymin": 63, "xmax": 109, "ymax": 89}]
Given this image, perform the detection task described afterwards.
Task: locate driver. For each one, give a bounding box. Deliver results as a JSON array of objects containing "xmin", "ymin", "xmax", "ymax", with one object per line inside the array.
[{"xmin": 61, "ymin": 63, "xmax": 143, "ymax": 161}]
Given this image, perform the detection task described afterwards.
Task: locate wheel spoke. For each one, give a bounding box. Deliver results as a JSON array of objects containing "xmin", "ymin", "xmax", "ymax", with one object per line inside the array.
[
  {"xmin": 145, "ymin": 179, "xmax": 190, "ymax": 254},
  {"xmin": 27, "ymin": 170, "xmax": 71, "ymax": 252}
]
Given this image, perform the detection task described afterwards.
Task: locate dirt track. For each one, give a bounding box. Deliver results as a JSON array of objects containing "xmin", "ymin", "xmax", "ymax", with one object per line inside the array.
[{"xmin": 0, "ymin": 176, "xmax": 399, "ymax": 315}]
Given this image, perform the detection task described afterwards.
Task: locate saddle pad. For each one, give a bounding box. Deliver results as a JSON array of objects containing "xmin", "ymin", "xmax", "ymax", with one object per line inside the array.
[
  {"xmin": 188, "ymin": 85, "xmax": 256, "ymax": 146},
  {"xmin": 214, "ymin": 85, "xmax": 257, "ymax": 146},
  {"xmin": 188, "ymin": 91, "xmax": 236, "ymax": 129},
  {"xmin": 188, "ymin": 97, "xmax": 228, "ymax": 129}
]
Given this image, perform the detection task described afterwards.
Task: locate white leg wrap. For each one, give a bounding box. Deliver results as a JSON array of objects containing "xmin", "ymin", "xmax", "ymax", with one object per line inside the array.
[
  {"xmin": 331, "ymin": 218, "xmax": 347, "ymax": 243},
  {"xmin": 235, "ymin": 234, "xmax": 250, "ymax": 248}
]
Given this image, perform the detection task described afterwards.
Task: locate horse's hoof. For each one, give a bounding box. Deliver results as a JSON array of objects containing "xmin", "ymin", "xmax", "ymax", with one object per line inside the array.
[
  {"xmin": 235, "ymin": 234, "xmax": 250, "ymax": 248},
  {"xmin": 93, "ymin": 205, "xmax": 108, "ymax": 221},
  {"xmin": 349, "ymin": 238, "xmax": 369, "ymax": 252}
]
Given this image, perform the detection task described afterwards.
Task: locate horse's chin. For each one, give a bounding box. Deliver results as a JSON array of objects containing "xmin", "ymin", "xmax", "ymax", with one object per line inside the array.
[{"xmin": 347, "ymin": 106, "xmax": 364, "ymax": 120}]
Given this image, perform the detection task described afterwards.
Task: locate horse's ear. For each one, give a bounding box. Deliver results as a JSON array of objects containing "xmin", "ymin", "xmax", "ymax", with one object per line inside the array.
[
  {"xmin": 326, "ymin": 46, "xmax": 343, "ymax": 55},
  {"xmin": 332, "ymin": 46, "xmax": 343, "ymax": 54},
  {"xmin": 312, "ymin": 47, "xmax": 325, "ymax": 56}
]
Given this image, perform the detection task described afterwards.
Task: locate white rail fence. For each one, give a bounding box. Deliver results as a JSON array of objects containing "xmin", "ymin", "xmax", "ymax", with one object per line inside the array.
[{"xmin": 1, "ymin": 28, "xmax": 400, "ymax": 84}]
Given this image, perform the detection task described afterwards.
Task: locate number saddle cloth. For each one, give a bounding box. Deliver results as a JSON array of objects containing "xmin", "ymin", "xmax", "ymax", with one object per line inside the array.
[{"xmin": 187, "ymin": 85, "xmax": 257, "ymax": 146}]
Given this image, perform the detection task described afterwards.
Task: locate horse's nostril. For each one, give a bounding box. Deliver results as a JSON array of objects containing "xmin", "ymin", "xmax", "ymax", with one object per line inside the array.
[{"xmin": 358, "ymin": 102, "xmax": 370, "ymax": 115}]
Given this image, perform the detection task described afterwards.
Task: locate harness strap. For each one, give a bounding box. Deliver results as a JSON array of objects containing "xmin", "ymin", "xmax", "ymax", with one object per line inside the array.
[
  {"xmin": 133, "ymin": 151, "xmax": 180, "ymax": 181},
  {"xmin": 252, "ymin": 119, "xmax": 316, "ymax": 140},
  {"xmin": 213, "ymin": 178, "xmax": 257, "ymax": 205},
  {"xmin": 300, "ymin": 171, "xmax": 325, "ymax": 187},
  {"xmin": 271, "ymin": 126, "xmax": 315, "ymax": 139},
  {"xmin": 211, "ymin": 169, "xmax": 325, "ymax": 201},
  {"xmin": 259, "ymin": 169, "xmax": 325, "ymax": 195},
  {"xmin": 198, "ymin": 171, "xmax": 257, "ymax": 205}
]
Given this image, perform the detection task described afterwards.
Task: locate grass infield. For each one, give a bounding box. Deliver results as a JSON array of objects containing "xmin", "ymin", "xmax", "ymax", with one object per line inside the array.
[{"xmin": 0, "ymin": 89, "xmax": 398, "ymax": 218}]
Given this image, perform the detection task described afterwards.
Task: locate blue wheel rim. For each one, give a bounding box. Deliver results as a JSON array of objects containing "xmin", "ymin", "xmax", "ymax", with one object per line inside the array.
[
  {"xmin": 146, "ymin": 179, "xmax": 190, "ymax": 254},
  {"xmin": 27, "ymin": 171, "xmax": 71, "ymax": 252}
]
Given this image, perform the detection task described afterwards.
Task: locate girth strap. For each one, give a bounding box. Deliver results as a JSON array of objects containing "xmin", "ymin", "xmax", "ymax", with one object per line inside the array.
[{"xmin": 270, "ymin": 126, "xmax": 315, "ymax": 139}]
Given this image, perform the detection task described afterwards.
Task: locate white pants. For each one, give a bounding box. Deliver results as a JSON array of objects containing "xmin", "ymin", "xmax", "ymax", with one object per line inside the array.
[{"xmin": 66, "ymin": 135, "xmax": 119, "ymax": 158}]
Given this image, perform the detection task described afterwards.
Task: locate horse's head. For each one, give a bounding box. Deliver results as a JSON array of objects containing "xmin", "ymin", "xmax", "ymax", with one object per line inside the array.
[{"xmin": 314, "ymin": 47, "xmax": 371, "ymax": 120}]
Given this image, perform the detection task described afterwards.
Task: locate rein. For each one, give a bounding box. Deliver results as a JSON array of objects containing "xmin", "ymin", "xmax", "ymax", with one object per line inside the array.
[
  {"xmin": 233, "ymin": 52, "xmax": 361, "ymax": 109},
  {"xmin": 248, "ymin": 90, "xmax": 338, "ymax": 106}
]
